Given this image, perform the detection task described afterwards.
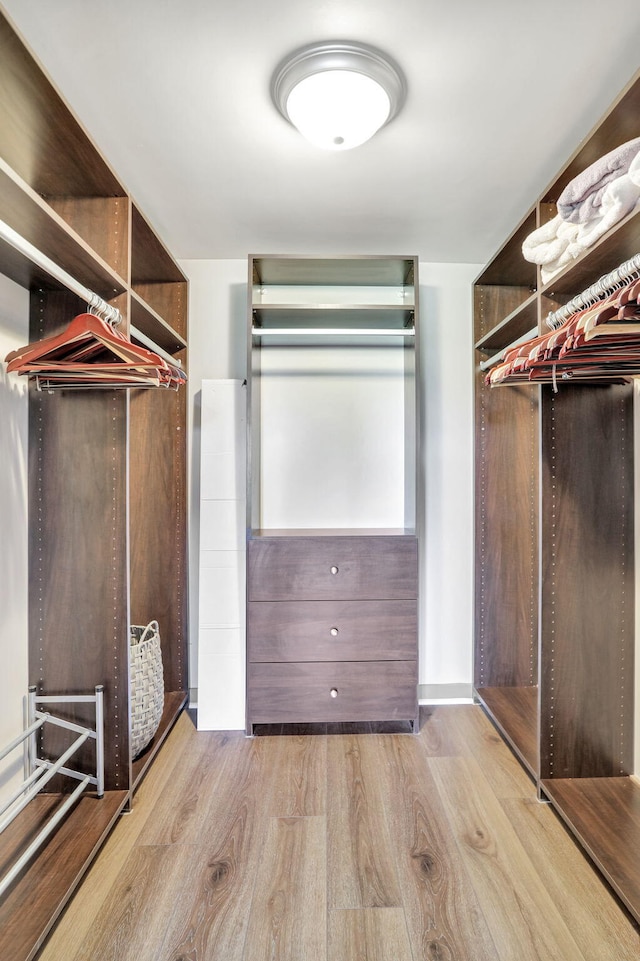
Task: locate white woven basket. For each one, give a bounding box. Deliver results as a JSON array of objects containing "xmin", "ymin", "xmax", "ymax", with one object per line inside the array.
[{"xmin": 129, "ymin": 620, "xmax": 164, "ymax": 758}]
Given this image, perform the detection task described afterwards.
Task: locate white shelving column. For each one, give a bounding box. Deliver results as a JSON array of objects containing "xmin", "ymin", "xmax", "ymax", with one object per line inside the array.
[{"xmin": 197, "ymin": 380, "xmax": 246, "ymax": 730}]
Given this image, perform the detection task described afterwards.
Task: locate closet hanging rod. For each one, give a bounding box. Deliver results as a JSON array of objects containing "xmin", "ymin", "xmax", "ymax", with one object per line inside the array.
[
  {"xmin": 546, "ymin": 253, "xmax": 640, "ymax": 330},
  {"xmin": 0, "ymin": 219, "xmax": 181, "ymax": 369}
]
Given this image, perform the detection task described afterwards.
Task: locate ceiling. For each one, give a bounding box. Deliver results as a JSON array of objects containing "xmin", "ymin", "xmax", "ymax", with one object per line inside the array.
[{"xmin": 2, "ymin": 0, "xmax": 640, "ymax": 266}]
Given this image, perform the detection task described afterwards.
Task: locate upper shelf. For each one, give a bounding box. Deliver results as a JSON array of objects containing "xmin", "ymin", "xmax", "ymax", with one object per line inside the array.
[
  {"xmin": 251, "ymin": 255, "xmax": 416, "ymax": 288},
  {"xmin": 0, "ymin": 10, "xmax": 187, "ymax": 353},
  {"xmin": 0, "ymin": 12, "xmax": 125, "ymax": 202},
  {"xmin": 474, "ymin": 209, "xmax": 538, "ymax": 288},
  {"xmin": 252, "ymin": 304, "xmax": 415, "ymax": 330},
  {"xmin": 0, "ymin": 158, "xmax": 127, "ymax": 299}
]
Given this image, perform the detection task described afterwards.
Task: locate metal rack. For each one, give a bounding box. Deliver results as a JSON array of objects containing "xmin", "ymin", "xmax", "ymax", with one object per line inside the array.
[{"xmin": 0, "ymin": 687, "xmax": 104, "ymax": 898}]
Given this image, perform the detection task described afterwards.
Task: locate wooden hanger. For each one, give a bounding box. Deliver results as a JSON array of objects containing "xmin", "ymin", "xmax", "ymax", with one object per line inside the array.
[{"xmin": 5, "ymin": 312, "xmax": 185, "ymax": 391}]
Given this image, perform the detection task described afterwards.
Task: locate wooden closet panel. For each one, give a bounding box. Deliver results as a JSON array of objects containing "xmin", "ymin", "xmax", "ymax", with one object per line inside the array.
[
  {"xmin": 129, "ymin": 374, "xmax": 188, "ymax": 695},
  {"xmin": 28, "ymin": 291, "xmax": 130, "ymax": 791},
  {"xmin": 474, "ymin": 372, "xmax": 539, "ymax": 689},
  {"xmin": 474, "ymin": 286, "xmax": 532, "ymax": 343},
  {"xmin": 539, "ymin": 384, "xmax": 634, "ymax": 780},
  {"xmin": 48, "ymin": 196, "xmax": 129, "ymax": 281}
]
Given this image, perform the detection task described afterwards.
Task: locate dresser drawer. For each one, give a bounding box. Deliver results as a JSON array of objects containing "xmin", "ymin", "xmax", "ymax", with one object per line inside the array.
[
  {"xmin": 248, "ymin": 535, "xmax": 418, "ymax": 600},
  {"xmin": 248, "ymin": 599, "xmax": 417, "ymax": 662},
  {"xmin": 247, "ymin": 660, "xmax": 418, "ymax": 724}
]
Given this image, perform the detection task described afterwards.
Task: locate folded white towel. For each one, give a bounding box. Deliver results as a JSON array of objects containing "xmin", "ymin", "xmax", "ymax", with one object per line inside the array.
[
  {"xmin": 522, "ymin": 214, "xmax": 579, "ymax": 266},
  {"xmin": 557, "ymin": 137, "xmax": 640, "ymax": 223}
]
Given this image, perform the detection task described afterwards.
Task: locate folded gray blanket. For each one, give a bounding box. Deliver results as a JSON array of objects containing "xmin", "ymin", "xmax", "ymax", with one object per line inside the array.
[{"xmin": 557, "ymin": 137, "xmax": 640, "ymax": 223}]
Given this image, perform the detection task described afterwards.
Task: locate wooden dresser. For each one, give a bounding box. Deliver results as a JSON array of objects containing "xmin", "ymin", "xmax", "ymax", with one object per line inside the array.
[{"xmin": 247, "ymin": 532, "xmax": 418, "ymax": 726}]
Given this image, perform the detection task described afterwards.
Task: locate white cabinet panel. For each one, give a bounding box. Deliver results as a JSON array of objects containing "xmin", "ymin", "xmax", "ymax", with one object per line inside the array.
[
  {"xmin": 200, "ymin": 500, "xmax": 245, "ymax": 552},
  {"xmin": 201, "ymin": 379, "xmax": 246, "ymax": 454},
  {"xmin": 197, "ymin": 380, "xmax": 246, "ymax": 731},
  {"xmin": 201, "ymin": 450, "xmax": 245, "ymax": 500},
  {"xmin": 197, "ymin": 648, "xmax": 245, "ymax": 730},
  {"xmin": 199, "ymin": 551, "xmax": 245, "ymax": 627}
]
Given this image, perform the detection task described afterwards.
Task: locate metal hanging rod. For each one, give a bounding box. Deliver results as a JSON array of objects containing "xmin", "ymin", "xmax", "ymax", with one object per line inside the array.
[
  {"xmin": 0, "ymin": 218, "xmax": 181, "ymax": 369},
  {"xmin": 546, "ymin": 253, "xmax": 640, "ymax": 330}
]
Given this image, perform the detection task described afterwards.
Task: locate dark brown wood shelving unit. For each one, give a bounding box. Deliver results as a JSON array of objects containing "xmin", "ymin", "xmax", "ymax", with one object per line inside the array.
[
  {"xmin": 474, "ymin": 64, "xmax": 640, "ymax": 921},
  {"xmin": 0, "ymin": 10, "xmax": 188, "ymax": 960}
]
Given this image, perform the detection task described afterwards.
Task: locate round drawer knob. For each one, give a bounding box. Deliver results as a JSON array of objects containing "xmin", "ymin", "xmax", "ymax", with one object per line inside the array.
[
  {"xmin": 330, "ymin": 565, "xmax": 339, "ymax": 575},
  {"xmin": 330, "ymin": 627, "xmax": 339, "ymax": 637},
  {"xmin": 330, "ymin": 688, "xmax": 339, "ymax": 698}
]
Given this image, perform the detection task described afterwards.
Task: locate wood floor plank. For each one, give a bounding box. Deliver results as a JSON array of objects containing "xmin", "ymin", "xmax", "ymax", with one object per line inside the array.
[
  {"xmin": 70, "ymin": 844, "xmax": 197, "ymax": 961},
  {"xmin": 28, "ymin": 705, "xmax": 640, "ymax": 961},
  {"xmin": 328, "ymin": 908, "xmax": 412, "ymax": 961},
  {"xmin": 327, "ymin": 734, "xmax": 402, "ymax": 909},
  {"xmin": 378, "ymin": 732, "xmax": 500, "ymax": 960},
  {"xmin": 242, "ymin": 816, "xmax": 326, "ymax": 961},
  {"xmin": 33, "ymin": 712, "xmax": 196, "ymax": 961},
  {"xmin": 429, "ymin": 755, "xmax": 586, "ymax": 961},
  {"xmin": 35, "ymin": 711, "xmax": 197, "ymax": 961},
  {"xmin": 267, "ymin": 731, "xmax": 327, "ymax": 817},
  {"xmin": 503, "ymin": 797, "xmax": 640, "ymax": 960},
  {"xmin": 136, "ymin": 728, "xmax": 243, "ymax": 846},
  {"xmin": 442, "ymin": 704, "xmax": 535, "ymax": 798},
  {"xmin": 152, "ymin": 735, "xmax": 278, "ymax": 961}
]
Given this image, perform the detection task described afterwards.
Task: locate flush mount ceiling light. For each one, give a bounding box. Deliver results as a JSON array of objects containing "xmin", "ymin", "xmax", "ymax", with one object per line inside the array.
[{"xmin": 271, "ymin": 41, "xmax": 406, "ymax": 151}]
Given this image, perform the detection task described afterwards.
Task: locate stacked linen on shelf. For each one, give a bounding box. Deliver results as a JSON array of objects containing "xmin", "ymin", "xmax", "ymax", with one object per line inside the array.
[{"xmin": 522, "ymin": 138, "xmax": 640, "ymax": 283}]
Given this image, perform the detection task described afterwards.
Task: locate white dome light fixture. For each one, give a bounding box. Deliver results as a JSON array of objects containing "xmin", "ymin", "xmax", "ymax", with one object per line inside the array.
[{"xmin": 271, "ymin": 41, "xmax": 406, "ymax": 151}]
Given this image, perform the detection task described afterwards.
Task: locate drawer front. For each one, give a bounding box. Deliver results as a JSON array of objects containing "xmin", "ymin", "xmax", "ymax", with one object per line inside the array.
[
  {"xmin": 248, "ymin": 535, "xmax": 418, "ymax": 600},
  {"xmin": 248, "ymin": 599, "xmax": 417, "ymax": 662},
  {"xmin": 248, "ymin": 660, "xmax": 418, "ymax": 724}
]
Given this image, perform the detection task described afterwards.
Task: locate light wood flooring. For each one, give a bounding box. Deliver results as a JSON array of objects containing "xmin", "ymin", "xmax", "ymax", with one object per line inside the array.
[{"xmin": 35, "ymin": 705, "xmax": 640, "ymax": 961}]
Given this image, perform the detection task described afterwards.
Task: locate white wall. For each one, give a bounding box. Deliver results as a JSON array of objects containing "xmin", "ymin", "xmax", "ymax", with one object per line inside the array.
[
  {"xmin": 182, "ymin": 258, "xmax": 480, "ymax": 711},
  {"xmin": 0, "ymin": 274, "xmax": 29, "ymax": 797}
]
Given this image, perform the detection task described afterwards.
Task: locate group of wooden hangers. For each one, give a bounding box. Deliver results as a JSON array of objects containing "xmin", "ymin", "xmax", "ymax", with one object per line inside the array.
[
  {"xmin": 487, "ymin": 275, "xmax": 640, "ymax": 389},
  {"xmin": 4, "ymin": 312, "xmax": 185, "ymax": 391}
]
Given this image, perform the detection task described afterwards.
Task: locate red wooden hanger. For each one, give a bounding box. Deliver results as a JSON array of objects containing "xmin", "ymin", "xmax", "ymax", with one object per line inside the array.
[{"xmin": 5, "ymin": 312, "xmax": 185, "ymax": 391}]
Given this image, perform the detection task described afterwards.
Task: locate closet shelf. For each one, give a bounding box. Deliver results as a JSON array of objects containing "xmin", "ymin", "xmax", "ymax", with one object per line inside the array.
[
  {"xmin": 541, "ymin": 777, "xmax": 640, "ymax": 920},
  {"xmin": 474, "ymin": 208, "xmax": 538, "ymax": 287},
  {"xmin": 252, "ymin": 256, "xmax": 415, "ymax": 287},
  {"xmin": 0, "ymin": 159, "xmax": 127, "ymax": 299},
  {"xmin": 252, "ymin": 304, "xmax": 415, "ymax": 329},
  {"xmin": 130, "ymin": 290, "xmax": 188, "ymax": 355},
  {"xmin": 131, "ymin": 691, "xmax": 188, "ymax": 790},
  {"xmin": 251, "ymin": 527, "xmax": 417, "ymax": 538},
  {"xmin": 475, "ymin": 686, "xmax": 539, "ymax": 778},
  {"xmin": 540, "ymin": 207, "xmax": 640, "ymax": 299},
  {"xmin": 474, "ymin": 292, "xmax": 538, "ymax": 353}
]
